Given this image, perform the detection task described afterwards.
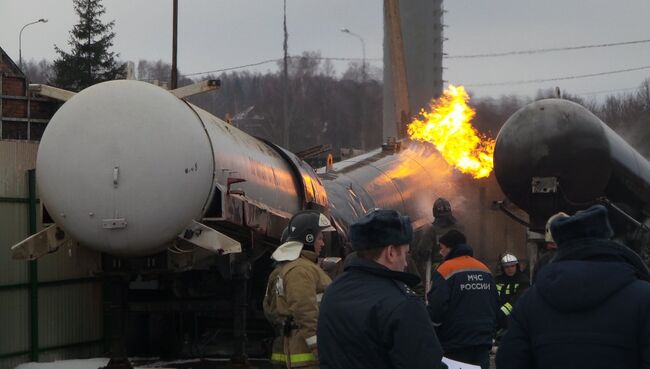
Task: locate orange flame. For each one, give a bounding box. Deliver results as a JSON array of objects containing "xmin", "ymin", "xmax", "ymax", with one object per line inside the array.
[{"xmin": 407, "ymin": 85, "xmax": 495, "ymax": 179}]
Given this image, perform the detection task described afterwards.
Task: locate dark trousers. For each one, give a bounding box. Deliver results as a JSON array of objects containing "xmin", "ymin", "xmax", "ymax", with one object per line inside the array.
[{"xmin": 446, "ymin": 346, "xmax": 491, "ymax": 369}]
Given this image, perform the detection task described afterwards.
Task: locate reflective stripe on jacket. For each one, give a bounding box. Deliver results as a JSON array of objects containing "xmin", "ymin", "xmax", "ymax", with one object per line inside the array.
[
  {"xmin": 495, "ymin": 272, "xmax": 530, "ymax": 323},
  {"xmin": 271, "ymin": 352, "xmax": 318, "ymax": 364}
]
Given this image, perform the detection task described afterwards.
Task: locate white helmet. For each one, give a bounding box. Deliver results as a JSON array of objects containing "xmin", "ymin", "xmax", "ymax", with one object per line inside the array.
[
  {"xmin": 545, "ymin": 212, "xmax": 570, "ymax": 242},
  {"xmin": 500, "ymin": 253, "xmax": 518, "ymax": 266}
]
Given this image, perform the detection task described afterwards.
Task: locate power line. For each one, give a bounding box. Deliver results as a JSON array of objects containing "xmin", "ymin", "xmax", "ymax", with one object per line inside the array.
[
  {"xmin": 465, "ymin": 64, "xmax": 650, "ymax": 87},
  {"xmin": 185, "ymin": 58, "xmax": 279, "ymax": 76},
  {"xmin": 575, "ymin": 86, "xmax": 639, "ymax": 97},
  {"xmin": 446, "ymin": 38, "xmax": 650, "ymax": 59},
  {"xmin": 185, "ymin": 55, "xmax": 382, "ymax": 77},
  {"xmin": 185, "ymin": 37, "xmax": 650, "ymax": 76}
]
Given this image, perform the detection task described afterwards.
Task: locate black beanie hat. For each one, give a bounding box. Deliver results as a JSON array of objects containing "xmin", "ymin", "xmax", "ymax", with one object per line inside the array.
[
  {"xmin": 550, "ymin": 204, "xmax": 614, "ymax": 245},
  {"xmin": 439, "ymin": 229, "xmax": 466, "ymax": 249}
]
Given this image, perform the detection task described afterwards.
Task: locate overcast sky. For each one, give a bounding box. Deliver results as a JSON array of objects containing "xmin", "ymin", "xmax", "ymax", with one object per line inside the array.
[{"xmin": 2, "ymin": 0, "xmax": 650, "ymax": 100}]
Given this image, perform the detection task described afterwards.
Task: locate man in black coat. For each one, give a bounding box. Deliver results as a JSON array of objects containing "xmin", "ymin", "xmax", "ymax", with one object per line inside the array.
[
  {"xmin": 427, "ymin": 230, "xmax": 498, "ymax": 369},
  {"xmin": 317, "ymin": 209, "xmax": 445, "ymax": 369},
  {"xmin": 496, "ymin": 204, "xmax": 650, "ymax": 369}
]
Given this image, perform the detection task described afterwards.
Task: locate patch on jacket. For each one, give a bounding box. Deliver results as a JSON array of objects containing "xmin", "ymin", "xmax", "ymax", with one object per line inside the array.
[
  {"xmin": 274, "ymin": 276, "xmax": 285, "ymax": 297},
  {"xmin": 395, "ymin": 281, "xmax": 419, "ymax": 297}
]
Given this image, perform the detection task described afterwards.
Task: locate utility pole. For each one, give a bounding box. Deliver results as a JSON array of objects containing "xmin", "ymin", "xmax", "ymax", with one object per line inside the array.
[
  {"xmin": 282, "ymin": 0, "xmax": 290, "ymax": 148},
  {"xmin": 171, "ymin": 0, "xmax": 178, "ymax": 89}
]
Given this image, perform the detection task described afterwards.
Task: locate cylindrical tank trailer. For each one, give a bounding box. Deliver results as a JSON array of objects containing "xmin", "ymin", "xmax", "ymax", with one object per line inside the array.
[
  {"xmin": 37, "ymin": 80, "xmax": 327, "ymax": 257},
  {"xmin": 494, "ymin": 98, "xmax": 650, "ymax": 237},
  {"xmin": 34, "ymin": 80, "xmax": 456, "ymax": 262}
]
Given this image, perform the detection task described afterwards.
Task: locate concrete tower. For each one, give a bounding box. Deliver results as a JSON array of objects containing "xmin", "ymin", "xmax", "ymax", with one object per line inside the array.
[{"xmin": 383, "ymin": 0, "xmax": 444, "ymax": 141}]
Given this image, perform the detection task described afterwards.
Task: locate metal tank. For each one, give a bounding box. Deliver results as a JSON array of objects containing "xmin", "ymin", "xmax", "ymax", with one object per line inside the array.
[
  {"xmin": 494, "ymin": 98, "xmax": 650, "ymax": 231},
  {"xmin": 37, "ymin": 80, "xmax": 326, "ymax": 257},
  {"xmin": 321, "ymin": 141, "xmax": 458, "ymax": 241}
]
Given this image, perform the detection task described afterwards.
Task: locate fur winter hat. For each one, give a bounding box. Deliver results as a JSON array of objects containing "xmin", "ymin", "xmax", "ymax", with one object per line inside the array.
[
  {"xmin": 550, "ymin": 204, "xmax": 614, "ymax": 245},
  {"xmin": 350, "ymin": 209, "xmax": 413, "ymax": 250}
]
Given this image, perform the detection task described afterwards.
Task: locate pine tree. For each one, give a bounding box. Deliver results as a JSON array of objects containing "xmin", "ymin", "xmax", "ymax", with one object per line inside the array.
[{"xmin": 51, "ymin": 0, "xmax": 125, "ymax": 91}]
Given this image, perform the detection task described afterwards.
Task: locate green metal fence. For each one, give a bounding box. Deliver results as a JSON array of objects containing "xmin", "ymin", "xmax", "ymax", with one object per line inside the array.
[{"xmin": 0, "ymin": 167, "xmax": 104, "ymax": 368}]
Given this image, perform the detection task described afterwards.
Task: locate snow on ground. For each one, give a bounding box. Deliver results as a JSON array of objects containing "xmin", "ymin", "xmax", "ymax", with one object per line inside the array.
[
  {"xmin": 14, "ymin": 358, "xmax": 173, "ymax": 369},
  {"xmin": 14, "ymin": 357, "xmax": 267, "ymax": 369},
  {"xmin": 16, "ymin": 358, "xmax": 110, "ymax": 369}
]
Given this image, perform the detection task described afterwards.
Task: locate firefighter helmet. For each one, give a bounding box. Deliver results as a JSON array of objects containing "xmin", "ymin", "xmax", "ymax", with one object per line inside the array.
[
  {"xmin": 545, "ymin": 212, "xmax": 570, "ymax": 242},
  {"xmin": 500, "ymin": 253, "xmax": 518, "ymax": 266},
  {"xmin": 433, "ymin": 198, "xmax": 452, "ymax": 218},
  {"xmin": 286, "ymin": 210, "xmax": 335, "ymax": 247}
]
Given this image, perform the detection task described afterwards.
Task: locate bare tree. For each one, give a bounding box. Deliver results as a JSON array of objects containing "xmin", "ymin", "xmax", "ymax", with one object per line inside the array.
[{"xmin": 23, "ymin": 58, "xmax": 52, "ymax": 84}]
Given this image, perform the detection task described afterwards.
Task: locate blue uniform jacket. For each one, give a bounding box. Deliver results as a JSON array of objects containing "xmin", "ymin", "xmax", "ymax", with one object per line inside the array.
[
  {"xmin": 318, "ymin": 256, "xmax": 445, "ymax": 369},
  {"xmin": 496, "ymin": 238, "xmax": 650, "ymax": 369},
  {"xmin": 427, "ymin": 244, "xmax": 498, "ymax": 352}
]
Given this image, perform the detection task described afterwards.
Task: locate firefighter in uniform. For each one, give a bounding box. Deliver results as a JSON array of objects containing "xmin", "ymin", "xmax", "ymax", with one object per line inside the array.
[
  {"xmin": 263, "ymin": 210, "xmax": 335, "ymax": 368},
  {"xmin": 494, "ymin": 253, "xmax": 529, "ymax": 341},
  {"xmin": 412, "ymin": 198, "xmax": 464, "ymax": 293}
]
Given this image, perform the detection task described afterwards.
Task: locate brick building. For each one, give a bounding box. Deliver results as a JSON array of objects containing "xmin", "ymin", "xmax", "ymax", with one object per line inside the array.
[{"xmin": 0, "ymin": 46, "xmax": 59, "ymax": 141}]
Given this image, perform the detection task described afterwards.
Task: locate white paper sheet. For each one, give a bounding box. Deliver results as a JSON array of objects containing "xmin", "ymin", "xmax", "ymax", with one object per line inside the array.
[{"xmin": 442, "ymin": 356, "xmax": 482, "ymax": 369}]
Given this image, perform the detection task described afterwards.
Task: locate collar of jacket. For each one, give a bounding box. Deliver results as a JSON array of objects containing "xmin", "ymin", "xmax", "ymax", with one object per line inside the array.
[
  {"xmin": 555, "ymin": 238, "xmax": 650, "ymax": 282},
  {"xmin": 271, "ymin": 241, "xmax": 303, "ymax": 261},
  {"xmin": 271, "ymin": 241, "xmax": 319, "ymax": 263},
  {"xmin": 300, "ymin": 250, "xmax": 318, "ymax": 263},
  {"xmin": 344, "ymin": 256, "xmax": 420, "ymax": 287},
  {"xmin": 444, "ymin": 243, "xmax": 474, "ymax": 261}
]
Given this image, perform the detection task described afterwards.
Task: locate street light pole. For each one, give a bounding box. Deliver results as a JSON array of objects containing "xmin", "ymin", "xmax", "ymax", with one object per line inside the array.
[
  {"xmin": 19, "ymin": 18, "xmax": 48, "ymax": 70},
  {"xmin": 340, "ymin": 27, "xmax": 368, "ymax": 149},
  {"xmin": 340, "ymin": 28, "xmax": 366, "ymax": 81}
]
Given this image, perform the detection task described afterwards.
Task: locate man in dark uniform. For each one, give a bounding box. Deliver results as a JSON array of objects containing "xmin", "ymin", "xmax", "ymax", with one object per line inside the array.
[
  {"xmin": 412, "ymin": 198, "xmax": 464, "ymax": 293},
  {"xmin": 494, "ymin": 253, "xmax": 529, "ymax": 341},
  {"xmin": 497, "ymin": 205, "xmax": 650, "ymax": 369},
  {"xmin": 427, "ymin": 230, "xmax": 498, "ymax": 369},
  {"xmin": 317, "ymin": 209, "xmax": 445, "ymax": 369}
]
